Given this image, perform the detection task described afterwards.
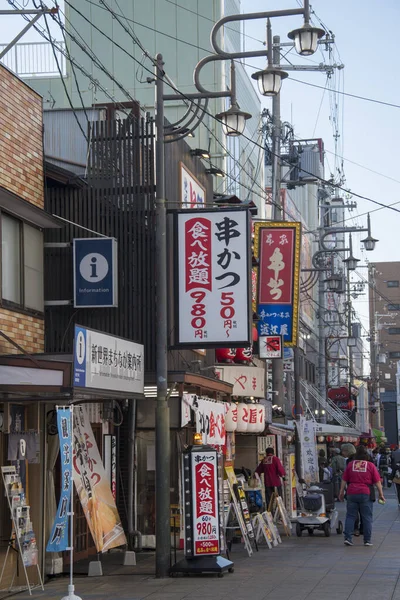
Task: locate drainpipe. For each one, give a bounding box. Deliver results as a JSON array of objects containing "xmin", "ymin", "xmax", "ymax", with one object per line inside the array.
[{"xmin": 127, "ymin": 399, "xmax": 142, "ymax": 551}]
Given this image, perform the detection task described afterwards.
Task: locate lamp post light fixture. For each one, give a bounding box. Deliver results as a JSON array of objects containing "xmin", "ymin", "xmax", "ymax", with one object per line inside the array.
[
  {"xmin": 325, "ymin": 273, "xmax": 343, "ymax": 292},
  {"xmin": 251, "ymin": 19, "xmax": 288, "ymax": 96},
  {"xmin": 288, "ymin": 19, "xmax": 325, "ymax": 56},
  {"xmin": 361, "ymin": 213, "xmax": 378, "ymax": 251},
  {"xmin": 205, "ymin": 166, "xmax": 225, "ymax": 177},
  {"xmin": 190, "ymin": 148, "xmax": 211, "ymax": 159},
  {"xmin": 343, "ymin": 235, "xmax": 360, "ymax": 271}
]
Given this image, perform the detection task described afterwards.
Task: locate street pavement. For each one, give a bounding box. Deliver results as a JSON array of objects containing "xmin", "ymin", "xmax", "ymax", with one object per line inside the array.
[{"xmin": 6, "ymin": 488, "xmax": 400, "ymax": 600}]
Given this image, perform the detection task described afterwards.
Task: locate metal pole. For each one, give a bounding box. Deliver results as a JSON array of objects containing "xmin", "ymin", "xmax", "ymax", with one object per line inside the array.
[
  {"xmin": 293, "ymin": 347, "xmax": 302, "ymax": 478},
  {"xmin": 347, "ymin": 271, "xmax": 354, "ymax": 422},
  {"xmin": 155, "ymin": 53, "xmax": 171, "ymax": 579},
  {"xmin": 271, "ymin": 34, "xmax": 285, "ymax": 409}
]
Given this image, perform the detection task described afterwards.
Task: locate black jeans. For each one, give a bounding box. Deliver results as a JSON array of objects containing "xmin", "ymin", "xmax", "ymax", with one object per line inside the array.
[
  {"xmin": 265, "ymin": 486, "xmax": 282, "ymax": 509},
  {"xmin": 396, "ymin": 483, "xmax": 400, "ymax": 503}
]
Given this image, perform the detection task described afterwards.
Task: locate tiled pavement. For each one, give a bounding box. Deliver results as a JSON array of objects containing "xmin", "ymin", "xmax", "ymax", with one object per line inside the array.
[{"xmin": 5, "ymin": 490, "xmax": 400, "ymax": 600}]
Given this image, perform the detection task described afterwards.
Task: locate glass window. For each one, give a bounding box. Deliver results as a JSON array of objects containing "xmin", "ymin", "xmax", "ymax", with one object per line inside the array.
[
  {"xmin": 384, "ymin": 373, "xmax": 391, "ymax": 380},
  {"xmin": 23, "ymin": 224, "xmax": 43, "ymax": 311},
  {"xmin": 1, "ymin": 213, "xmax": 43, "ymax": 312},
  {"xmin": 389, "ymin": 351, "xmax": 400, "ymax": 359},
  {"xmin": 1, "ymin": 214, "xmax": 21, "ymax": 304},
  {"xmin": 388, "ymin": 328, "xmax": 400, "ymax": 335},
  {"xmin": 387, "ymin": 281, "xmax": 399, "ymax": 288},
  {"xmin": 387, "ymin": 304, "xmax": 400, "ymax": 311}
]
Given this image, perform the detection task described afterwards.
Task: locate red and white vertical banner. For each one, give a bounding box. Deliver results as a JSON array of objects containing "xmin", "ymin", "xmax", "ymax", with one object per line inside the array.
[
  {"xmin": 175, "ymin": 209, "xmax": 251, "ymax": 347},
  {"xmin": 191, "ymin": 449, "xmax": 220, "ymax": 556}
]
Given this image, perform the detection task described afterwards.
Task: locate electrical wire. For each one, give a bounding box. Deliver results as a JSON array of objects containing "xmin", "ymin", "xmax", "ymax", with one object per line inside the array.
[
  {"xmin": 37, "ymin": 3, "xmax": 88, "ymax": 141},
  {"xmin": 47, "ymin": 0, "xmax": 400, "ymax": 219}
]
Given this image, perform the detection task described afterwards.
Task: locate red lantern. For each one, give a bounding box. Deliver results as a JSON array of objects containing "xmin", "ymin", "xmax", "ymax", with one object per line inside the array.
[
  {"xmin": 215, "ymin": 348, "xmax": 236, "ymax": 363},
  {"xmin": 326, "ymin": 436, "xmax": 333, "ymax": 442},
  {"xmin": 234, "ymin": 347, "xmax": 253, "ymax": 364}
]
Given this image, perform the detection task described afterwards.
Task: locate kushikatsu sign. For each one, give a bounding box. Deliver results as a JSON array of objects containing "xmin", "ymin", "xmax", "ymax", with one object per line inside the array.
[
  {"xmin": 253, "ymin": 222, "xmax": 301, "ymax": 347},
  {"xmin": 175, "ymin": 208, "xmax": 251, "ymax": 348}
]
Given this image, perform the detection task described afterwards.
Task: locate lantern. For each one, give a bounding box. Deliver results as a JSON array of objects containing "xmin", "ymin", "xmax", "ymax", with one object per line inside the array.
[
  {"xmin": 234, "ymin": 347, "xmax": 253, "ymax": 364},
  {"xmin": 334, "ymin": 436, "xmax": 341, "ymax": 442},
  {"xmin": 215, "ymin": 348, "xmax": 236, "ymax": 363},
  {"xmin": 252, "ymin": 325, "xmax": 259, "ymax": 342},
  {"xmin": 318, "ymin": 436, "xmax": 324, "ymax": 443},
  {"xmin": 247, "ymin": 405, "xmax": 259, "ymax": 433},
  {"xmin": 326, "ymin": 436, "xmax": 333, "ymax": 442},
  {"xmin": 256, "ymin": 404, "xmax": 265, "ymax": 433},
  {"xmin": 287, "ymin": 435, "xmax": 293, "ymax": 443},
  {"xmin": 236, "ymin": 403, "xmax": 249, "ymax": 433},
  {"xmin": 225, "ymin": 403, "xmax": 238, "ymax": 432}
]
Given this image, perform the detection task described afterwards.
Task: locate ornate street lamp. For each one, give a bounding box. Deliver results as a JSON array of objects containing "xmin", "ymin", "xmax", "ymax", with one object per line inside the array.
[
  {"xmin": 287, "ymin": 0, "xmax": 325, "ymax": 56},
  {"xmin": 288, "ymin": 22, "xmax": 325, "ymax": 56},
  {"xmin": 251, "ymin": 19, "xmax": 288, "ymax": 96},
  {"xmin": 343, "ymin": 235, "xmax": 360, "ymax": 271},
  {"xmin": 216, "ymin": 61, "xmax": 252, "ymax": 136},
  {"xmin": 325, "ymin": 273, "xmax": 342, "ymax": 292},
  {"xmin": 361, "ymin": 214, "xmax": 378, "ymax": 251}
]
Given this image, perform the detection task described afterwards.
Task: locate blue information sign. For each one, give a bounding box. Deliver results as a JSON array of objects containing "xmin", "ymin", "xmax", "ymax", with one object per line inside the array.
[{"xmin": 73, "ymin": 238, "xmax": 118, "ymax": 307}]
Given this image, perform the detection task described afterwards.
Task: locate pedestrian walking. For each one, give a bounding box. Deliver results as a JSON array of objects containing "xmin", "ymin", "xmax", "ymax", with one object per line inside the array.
[
  {"xmin": 391, "ymin": 448, "xmax": 400, "ymax": 507},
  {"xmin": 255, "ymin": 447, "xmax": 286, "ymax": 509},
  {"xmin": 339, "ymin": 445, "xmax": 385, "ymax": 547},
  {"xmin": 331, "ymin": 448, "xmax": 346, "ymax": 500},
  {"xmin": 379, "ymin": 447, "xmax": 390, "ymax": 487}
]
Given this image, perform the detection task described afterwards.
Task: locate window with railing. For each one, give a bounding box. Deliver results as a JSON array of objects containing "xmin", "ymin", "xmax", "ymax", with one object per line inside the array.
[{"xmin": 0, "ymin": 41, "xmax": 66, "ymax": 77}]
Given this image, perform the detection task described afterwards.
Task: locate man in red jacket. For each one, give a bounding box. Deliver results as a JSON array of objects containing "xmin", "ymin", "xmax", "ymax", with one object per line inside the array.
[{"xmin": 255, "ymin": 447, "xmax": 286, "ymax": 509}]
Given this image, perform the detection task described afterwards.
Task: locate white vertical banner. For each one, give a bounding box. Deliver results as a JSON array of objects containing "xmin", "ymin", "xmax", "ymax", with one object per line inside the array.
[
  {"xmin": 176, "ymin": 208, "xmax": 251, "ymax": 347},
  {"xmin": 298, "ymin": 417, "xmax": 318, "ymax": 485}
]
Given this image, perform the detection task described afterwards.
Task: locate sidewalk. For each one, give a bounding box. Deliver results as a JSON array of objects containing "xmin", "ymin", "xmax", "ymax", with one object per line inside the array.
[{"xmin": 6, "ymin": 490, "xmax": 400, "ymax": 600}]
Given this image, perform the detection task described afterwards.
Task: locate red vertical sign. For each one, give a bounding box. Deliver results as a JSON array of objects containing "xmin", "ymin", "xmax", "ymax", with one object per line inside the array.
[{"xmin": 191, "ymin": 450, "xmax": 220, "ymax": 556}]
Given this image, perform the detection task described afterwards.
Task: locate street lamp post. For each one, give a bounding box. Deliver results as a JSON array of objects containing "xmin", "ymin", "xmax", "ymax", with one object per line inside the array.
[{"xmin": 153, "ymin": 1, "xmax": 328, "ymax": 576}]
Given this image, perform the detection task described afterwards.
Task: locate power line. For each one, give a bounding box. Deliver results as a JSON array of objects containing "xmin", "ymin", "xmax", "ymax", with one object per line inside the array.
[
  {"xmin": 288, "ymin": 76, "xmax": 400, "ymax": 111},
  {"xmin": 15, "ymin": 0, "xmax": 400, "ymax": 222}
]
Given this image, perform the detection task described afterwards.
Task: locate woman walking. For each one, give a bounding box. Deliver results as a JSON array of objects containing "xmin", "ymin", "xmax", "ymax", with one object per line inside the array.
[{"xmin": 339, "ymin": 445, "xmax": 385, "ymax": 547}]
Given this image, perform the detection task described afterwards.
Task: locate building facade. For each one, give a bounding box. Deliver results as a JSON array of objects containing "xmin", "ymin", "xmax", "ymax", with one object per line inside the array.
[
  {"xmin": 0, "ymin": 64, "xmax": 61, "ymax": 587},
  {"xmin": 369, "ymin": 261, "xmax": 400, "ymax": 442}
]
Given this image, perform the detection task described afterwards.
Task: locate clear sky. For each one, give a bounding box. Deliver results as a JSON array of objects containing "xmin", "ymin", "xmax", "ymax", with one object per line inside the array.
[{"xmin": 1, "ymin": 0, "xmax": 398, "ymax": 327}]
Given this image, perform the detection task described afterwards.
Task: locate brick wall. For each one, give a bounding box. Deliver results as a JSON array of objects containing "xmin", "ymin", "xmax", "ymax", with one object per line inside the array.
[
  {"xmin": 0, "ymin": 65, "xmax": 43, "ymax": 209},
  {"xmin": 0, "ymin": 308, "xmax": 44, "ymax": 355}
]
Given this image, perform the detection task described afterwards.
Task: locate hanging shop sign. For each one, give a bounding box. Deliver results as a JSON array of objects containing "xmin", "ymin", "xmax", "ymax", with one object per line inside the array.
[
  {"xmin": 298, "ymin": 416, "xmax": 318, "ymax": 485},
  {"xmin": 214, "ymin": 365, "xmax": 265, "ymax": 397},
  {"xmin": 175, "ymin": 208, "xmax": 251, "ymax": 348},
  {"xmin": 259, "ymin": 335, "xmax": 283, "ymax": 359},
  {"xmin": 73, "ymin": 325, "xmax": 144, "ymax": 395},
  {"xmin": 47, "ymin": 407, "xmax": 72, "ymax": 553},
  {"xmin": 73, "ymin": 237, "xmax": 118, "ymax": 308},
  {"xmin": 253, "ymin": 222, "xmax": 301, "ymax": 347},
  {"xmin": 73, "ymin": 406, "xmax": 126, "ymax": 552},
  {"xmin": 180, "ymin": 163, "xmax": 206, "ymax": 209},
  {"xmin": 181, "ymin": 394, "xmax": 227, "ymax": 446}
]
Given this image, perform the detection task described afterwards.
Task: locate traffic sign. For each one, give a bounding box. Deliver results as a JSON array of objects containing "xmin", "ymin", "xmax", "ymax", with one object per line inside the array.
[{"xmin": 259, "ymin": 335, "xmax": 283, "ymax": 359}]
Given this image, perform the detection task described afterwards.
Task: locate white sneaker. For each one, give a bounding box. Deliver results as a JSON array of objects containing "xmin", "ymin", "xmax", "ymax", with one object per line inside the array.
[
  {"xmin": 344, "ymin": 539, "xmax": 353, "ymax": 546},
  {"xmin": 364, "ymin": 542, "xmax": 373, "ymax": 547}
]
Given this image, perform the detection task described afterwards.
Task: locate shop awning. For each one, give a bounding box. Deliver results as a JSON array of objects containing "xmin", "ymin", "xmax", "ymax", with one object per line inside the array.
[
  {"xmin": 372, "ymin": 428, "xmax": 386, "ymax": 443},
  {"xmin": 268, "ymin": 422, "xmax": 294, "ymax": 437},
  {"xmin": 314, "ymin": 423, "xmax": 361, "ymax": 437},
  {"xmin": 0, "ymin": 185, "xmax": 61, "ymax": 229}
]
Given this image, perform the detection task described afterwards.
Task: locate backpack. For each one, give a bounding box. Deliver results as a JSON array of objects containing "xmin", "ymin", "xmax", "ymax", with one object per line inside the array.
[{"xmin": 393, "ymin": 462, "xmax": 400, "ymax": 484}]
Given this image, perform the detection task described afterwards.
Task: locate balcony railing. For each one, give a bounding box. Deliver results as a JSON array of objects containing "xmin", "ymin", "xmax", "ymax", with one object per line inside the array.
[{"xmin": 0, "ymin": 41, "xmax": 66, "ymax": 77}]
